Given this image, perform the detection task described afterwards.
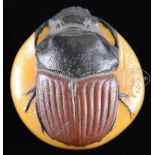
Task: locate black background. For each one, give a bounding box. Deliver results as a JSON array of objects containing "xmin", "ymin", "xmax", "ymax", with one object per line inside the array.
[{"xmin": 4, "ymin": 0, "xmax": 150, "ymax": 155}]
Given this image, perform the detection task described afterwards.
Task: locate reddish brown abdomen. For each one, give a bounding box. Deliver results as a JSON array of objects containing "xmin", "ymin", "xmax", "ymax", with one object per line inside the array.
[{"xmin": 36, "ymin": 70, "xmax": 118, "ymax": 146}]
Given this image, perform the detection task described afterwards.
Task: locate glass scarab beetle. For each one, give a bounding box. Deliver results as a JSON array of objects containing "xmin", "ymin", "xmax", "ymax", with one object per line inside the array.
[{"xmin": 11, "ymin": 7, "xmax": 144, "ymax": 150}]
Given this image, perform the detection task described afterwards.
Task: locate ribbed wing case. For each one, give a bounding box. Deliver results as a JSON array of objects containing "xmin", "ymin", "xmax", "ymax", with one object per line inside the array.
[{"xmin": 36, "ymin": 70, "xmax": 118, "ymax": 146}]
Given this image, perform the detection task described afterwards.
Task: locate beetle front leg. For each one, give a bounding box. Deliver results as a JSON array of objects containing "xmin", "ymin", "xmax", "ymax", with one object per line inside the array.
[
  {"xmin": 119, "ymin": 92, "xmax": 133, "ymax": 117},
  {"xmin": 24, "ymin": 86, "xmax": 36, "ymax": 112}
]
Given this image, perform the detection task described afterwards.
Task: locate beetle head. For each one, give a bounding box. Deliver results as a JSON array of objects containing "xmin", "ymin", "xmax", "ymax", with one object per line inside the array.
[{"xmin": 35, "ymin": 7, "xmax": 119, "ymax": 78}]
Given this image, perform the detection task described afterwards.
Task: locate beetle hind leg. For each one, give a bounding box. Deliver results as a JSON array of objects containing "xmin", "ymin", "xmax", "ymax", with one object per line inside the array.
[
  {"xmin": 35, "ymin": 102, "xmax": 46, "ymax": 133},
  {"xmin": 24, "ymin": 86, "xmax": 36, "ymax": 112},
  {"xmin": 119, "ymin": 92, "xmax": 133, "ymax": 118},
  {"xmin": 24, "ymin": 87, "xmax": 46, "ymax": 133}
]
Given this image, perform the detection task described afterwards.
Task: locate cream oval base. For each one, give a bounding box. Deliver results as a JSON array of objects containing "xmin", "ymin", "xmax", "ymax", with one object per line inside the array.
[{"xmin": 10, "ymin": 32, "xmax": 144, "ymax": 150}]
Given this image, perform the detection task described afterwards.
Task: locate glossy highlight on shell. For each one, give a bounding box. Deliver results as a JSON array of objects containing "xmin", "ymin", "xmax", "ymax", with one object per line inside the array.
[{"xmin": 36, "ymin": 70, "xmax": 118, "ymax": 146}]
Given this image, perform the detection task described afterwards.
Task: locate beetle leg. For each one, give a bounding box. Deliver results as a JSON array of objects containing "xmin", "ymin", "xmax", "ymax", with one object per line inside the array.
[
  {"xmin": 24, "ymin": 87, "xmax": 46, "ymax": 133},
  {"xmin": 119, "ymin": 92, "xmax": 133, "ymax": 118},
  {"xmin": 98, "ymin": 17, "xmax": 119, "ymax": 48},
  {"xmin": 25, "ymin": 86, "xmax": 36, "ymax": 95},
  {"xmin": 24, "ymin": 87, "xmax": 36, "ymax": 112},
  {"xmin": 35, "ymin": 21, "xmax": 48, "ymax": 47},
  {"xmin": 35, "ymin": 102, "xmax": 46, "ymax": 133}
]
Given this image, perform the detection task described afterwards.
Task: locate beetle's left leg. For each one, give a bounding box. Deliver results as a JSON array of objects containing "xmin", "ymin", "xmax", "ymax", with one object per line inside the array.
[
  {"xmin": 35, "ymin": 101, "xmax": 46, "ymax": 133},
  {"xmin": 119, "ymin": 92, "xmax": 133, "ymax": 117},
  {"xmin": 24, "ymin": 86, "xmax": 36, "ymax": 112}
]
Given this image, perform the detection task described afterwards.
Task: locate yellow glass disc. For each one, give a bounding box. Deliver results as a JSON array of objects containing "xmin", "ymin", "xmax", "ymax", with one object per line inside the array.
[{"xmin": 10, "ymin": 24, "xmax": 144, "ymax": 150}]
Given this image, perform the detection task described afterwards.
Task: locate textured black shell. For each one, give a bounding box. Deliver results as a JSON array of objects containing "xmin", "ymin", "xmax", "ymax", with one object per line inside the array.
[{"xmin": 35, "ymin": 7, "xmax": 119, "ymax": 78}]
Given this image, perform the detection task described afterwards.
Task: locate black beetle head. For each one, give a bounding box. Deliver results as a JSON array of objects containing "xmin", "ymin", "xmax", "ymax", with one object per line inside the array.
[{"xmin": 35, "ymin": 7, "xmax": 119, "ymax": 78}]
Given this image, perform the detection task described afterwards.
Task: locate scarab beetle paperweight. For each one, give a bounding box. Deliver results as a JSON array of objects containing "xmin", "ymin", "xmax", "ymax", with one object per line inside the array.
[{"xmin": 11, "ymin": 7, "xmax": 144, "ymax": 150}]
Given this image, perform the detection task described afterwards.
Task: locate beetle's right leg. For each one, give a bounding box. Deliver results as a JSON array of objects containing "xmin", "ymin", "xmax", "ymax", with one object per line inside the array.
[
  {"xmin": 119, "ymin": 92, "xmax": 133, "ymax": 118},
  {"xmin": 24, "ymin": 86, "xmax": 36, "ymax": 112}
]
